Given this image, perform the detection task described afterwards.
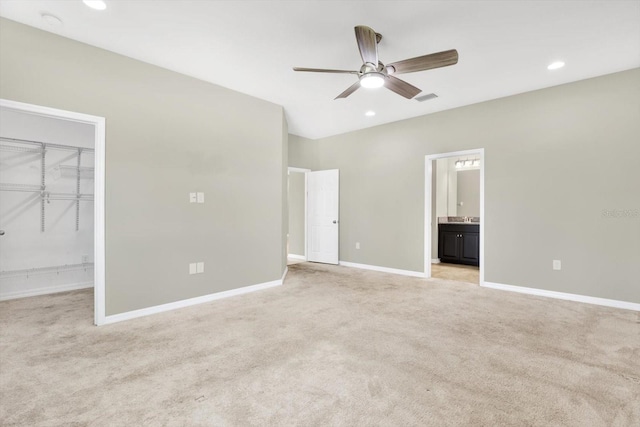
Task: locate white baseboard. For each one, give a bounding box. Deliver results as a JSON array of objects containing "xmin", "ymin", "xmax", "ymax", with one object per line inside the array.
[
  {"xmin": 0, "ymin": 281, "xmax": 94, "ymax": 301},
  {"xmin": 482, "ymin": 281, "xmax": 640, "ymax": 312},
  {"xmin": 431, "ymin": 259, "xmax": 441, "ymax": 264},
  {"xmin": 287, "ymin": 254, "xmax": 306, "ymax": 260},
  {"xmin": 339, "ymin": 261, "xmax": 425, "ymax": 278},
  {"xmin": 101, "ymin": 277, "xmax": 284, "ymax": 325},
  {"xmin": 281, "ymin": 267, "xmax": 289, "ymax": 282}
]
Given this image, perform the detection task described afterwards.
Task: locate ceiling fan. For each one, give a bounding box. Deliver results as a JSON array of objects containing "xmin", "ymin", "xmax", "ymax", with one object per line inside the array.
[{"xmin": 293, "ymin": 25, "xmax": 458, "ymax": 100}]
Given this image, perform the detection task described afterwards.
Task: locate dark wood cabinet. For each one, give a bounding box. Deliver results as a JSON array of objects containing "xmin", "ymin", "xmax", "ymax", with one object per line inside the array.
[{"xmin": 438, "ymin": 224, "xmax": 479, "ymax": 266}]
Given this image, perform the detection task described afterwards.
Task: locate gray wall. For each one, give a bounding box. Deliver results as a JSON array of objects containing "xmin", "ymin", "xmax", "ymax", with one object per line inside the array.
[
  {"xmin": 288, "ymin": 171, "xmax": 305, "ymax": 256},
  {"xmin": 457, "ymin": 169, "xmax": 480, "ymax": 217},
  {"xmin": 0, "ymin": 18, "xmax": 287, "ymax": 315},
  {"xmin": 289, "ymin": 68, "xmax": 640, "ymax": 304},
  {"xmin": 288, "ymin": 134, "xmax": 317, "ymax": 170}
]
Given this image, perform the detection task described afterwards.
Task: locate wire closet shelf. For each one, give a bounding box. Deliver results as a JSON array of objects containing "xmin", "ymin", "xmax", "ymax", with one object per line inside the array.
[{"xmin": 0, "ymin": 136, "xmax": 95, "ymax": 232}]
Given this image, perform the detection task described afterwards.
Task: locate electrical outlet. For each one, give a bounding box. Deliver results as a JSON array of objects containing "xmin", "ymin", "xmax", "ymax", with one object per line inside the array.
[
  {"xmin": 355, "ymin": 242, "xmax": 360, "ymax": 249},
  {"xmin": 197, "ymin": 192, "xmax": 205, "ymax": 204},
  {"xmin": 553, "ymin": 260, "xmax": 562, "ymax": 271},
  {"xmin": 189, "ymin": 193, "xmax": 197, "ymax": 203},
  {"xmin": 196, "ymin": 262, "xmax": 204, "ymax": 273},
  {"xmin": 189, "ymin": 263, "xmax": 197, "ymax": 275}
]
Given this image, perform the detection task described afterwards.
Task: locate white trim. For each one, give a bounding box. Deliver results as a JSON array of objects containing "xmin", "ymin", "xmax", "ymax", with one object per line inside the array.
[
  {"xmin": 281, "ymin": 267, "xmax": 288, "ymax": 281},
  {"xmin": 425, "ymin": 149, "xmax": 484, "ymax": 285},
  {"xmin": 339, "ymin": 261, "xmax": 426, "ymax": 278},
  {"xmin": 287, "ymin": 167, "xmax": 309, "ymax": 261},
  {"xmin": 287, "ymin": 254, "xmax": 306, "ymax": 260},
  {"xmin": 425, "ymin": 159, "xmax": 433, "ymax": 279},
  {"xmin": 94, "ymin": 116, "xmax": 106, "ymax": 325},
  {"xmin": 102, "ymin": 278, "xmax": 284, "ymax": 325},
  {"xmin": 0, "ymin": 99, "xmax": 106, "ymax": 326},
  {"xmin": 431, "ymin": 259, "xmax": 441, "ymax": 264},
  {"xmin": 0, "ymin": 282, "xmax": 93, "ymax": 301},
  {"xmin": 304, "ymin": 172, "xmax": 308, "ymax": 261},
  {"xmin": 482, "ymin": 281, "xmax": 640, "ymax": 312}
]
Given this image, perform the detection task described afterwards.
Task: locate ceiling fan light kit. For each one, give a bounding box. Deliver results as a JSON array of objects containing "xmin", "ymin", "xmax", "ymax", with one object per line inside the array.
[
  {"xmin": 360, "ymin": 72, "xmax": 385, "ymax": 88},
  {"xmin": 293, "ymin": 25, "xmax": 458, "ymax": 100}
]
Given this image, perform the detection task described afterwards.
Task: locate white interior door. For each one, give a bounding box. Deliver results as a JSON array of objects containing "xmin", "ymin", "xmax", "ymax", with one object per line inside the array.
[{"xmin": 307, "ymin": 169, "xmax": 339, "ymax": 264}]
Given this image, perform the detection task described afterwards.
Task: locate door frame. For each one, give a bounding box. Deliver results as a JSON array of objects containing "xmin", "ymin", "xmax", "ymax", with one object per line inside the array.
[
  {"xmin": 425, "ymin": 149, "xmax": 484, "ymax": 284},
  {"xmin": 0, "ymin": 99, "xmax": 106, "ymax": 325},
  {"xmin": 287, "ymin": 167, "xmax": 310, "ymax": 261}
]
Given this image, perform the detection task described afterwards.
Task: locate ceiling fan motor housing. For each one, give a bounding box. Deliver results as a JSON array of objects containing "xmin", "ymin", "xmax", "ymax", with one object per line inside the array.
[{"xmin": 359, "ymin": 62, "xmax": 387, "ymax": 77}]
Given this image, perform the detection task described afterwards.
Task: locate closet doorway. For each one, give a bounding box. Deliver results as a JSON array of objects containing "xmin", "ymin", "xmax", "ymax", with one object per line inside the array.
[{"xmin": 0, "ymin": 99, "xmax": 105, "ymax": 325}]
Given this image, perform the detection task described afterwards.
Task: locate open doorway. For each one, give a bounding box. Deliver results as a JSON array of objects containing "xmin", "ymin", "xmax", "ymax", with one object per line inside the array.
[
  {"xmin": 0, "ymin": 99, "xmax": 105, "ymax": 325},
  {"xmin": 425, "ymin": 149, "xmax": 484, "ymax": 285},
  {"xmin": 287, "ymin": 167, "xmax": 309, "ymax": 265},
  {"xmin": 287, "ymin": 167, "xmax": 340, "ymax": 266}
]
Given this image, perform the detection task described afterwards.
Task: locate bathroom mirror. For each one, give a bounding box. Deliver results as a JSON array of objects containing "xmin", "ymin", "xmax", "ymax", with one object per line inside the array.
[{"xmin": 434, "ymin": 157, "xmax": 480, "ymax": 219}]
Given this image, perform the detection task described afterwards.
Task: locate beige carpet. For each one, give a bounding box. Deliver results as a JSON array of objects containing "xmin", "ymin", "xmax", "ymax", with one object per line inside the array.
[
  {"xmin": 431, "ymin": 262, "xmax": 480, "ymax": 284},
  {"xmin": 287, "ymin": 257, "xmax": 306, "ymax": 266},
  {"xmin": 1, "ymin": 262, "xmax": 639, "ymax": 426}
]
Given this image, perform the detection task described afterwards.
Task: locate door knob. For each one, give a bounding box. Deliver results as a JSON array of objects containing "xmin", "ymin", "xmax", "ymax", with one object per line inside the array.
[{"xmin": 0, "ymin": 230, "xmax": 4, "ymax": 236}]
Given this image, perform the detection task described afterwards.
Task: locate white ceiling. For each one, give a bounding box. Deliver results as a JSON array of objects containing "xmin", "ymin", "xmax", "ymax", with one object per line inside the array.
[{"xmin": 1, "ymin": 1, "xmax": 639, "ymax": 139}]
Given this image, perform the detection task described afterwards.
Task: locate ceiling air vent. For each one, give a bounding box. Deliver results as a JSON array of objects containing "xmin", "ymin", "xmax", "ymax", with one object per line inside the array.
[{"xmin": 415, "ymin": 93, "xmax": 438, "ymax": 102}]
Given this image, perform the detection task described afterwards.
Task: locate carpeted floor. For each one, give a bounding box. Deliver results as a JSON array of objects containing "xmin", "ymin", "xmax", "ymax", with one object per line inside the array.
[
  {"xmin": 431, "ymin": 262, "xmax": 479, "ymax": 284},
  {"xmin": 1, "ymin": 262, "xmax": 639, "ymax": 426}
]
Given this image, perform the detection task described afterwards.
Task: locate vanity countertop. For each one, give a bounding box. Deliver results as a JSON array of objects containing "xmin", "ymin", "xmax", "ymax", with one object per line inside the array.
[
  {"xmin": 438, "ymin": 216, "xmax": 480, "ymax": 225},
  {"xmin": 441, "ymin": 221, "xmax": 480, "ymax": 225}
]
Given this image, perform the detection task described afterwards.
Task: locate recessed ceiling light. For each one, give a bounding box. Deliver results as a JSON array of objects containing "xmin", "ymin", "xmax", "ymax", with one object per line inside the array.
[
  {"xmin": 41, "ymin": 12, "xmax": 63, "ymax": 27},
  {"xmin": 547, "ymin": 61, "xmax": 565, "ymax": 70},
  {"xmin": 365, "ymin": 111, "xmax": 376, "ymax": 117},
  {"xmin": 83, "ymin": 0, "xmax": 107, "ymax": 10}
]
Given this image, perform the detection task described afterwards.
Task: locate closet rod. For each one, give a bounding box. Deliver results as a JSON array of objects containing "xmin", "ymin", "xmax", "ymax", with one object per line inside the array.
[
  {"xmin": 0, "ymin": 262, "xmax": 94, "ymax": 278},
  {"xmin": 0, "ymin": 136, "xmax": 95, "ymax": 153}
]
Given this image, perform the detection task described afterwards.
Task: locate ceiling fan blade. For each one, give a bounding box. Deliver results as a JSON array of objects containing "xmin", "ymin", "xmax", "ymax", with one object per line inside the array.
[
  {"xmin": 387, "ymin": 49, "xmax": 458, "ymax": 75},
  {"xmin": 335, "ymin": 81, "xmax": 361, "ymax": 99},
  {"xmin": 354, "ymin": 25, "xmax": 378, "ymax": 66},
  {"xmin": 293, "ymin": 67, "xmax": 358, "ymax": 74},
  {"xmin": 384, "ymin": 75, "xmax": 422, "ymax": 99}
]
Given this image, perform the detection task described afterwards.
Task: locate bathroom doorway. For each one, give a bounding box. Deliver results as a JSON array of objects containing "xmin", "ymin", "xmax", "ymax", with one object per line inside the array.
[{"xmin": 425, "ymin": 149, "xmax": 484, "ymax": 285}]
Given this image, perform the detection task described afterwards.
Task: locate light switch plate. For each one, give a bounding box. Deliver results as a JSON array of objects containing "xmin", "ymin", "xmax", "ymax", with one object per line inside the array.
[
  {"xmin": 189, "ymin": 263, "xmax": 197, "ymax": 275},
  {"xmin": 189, "ymin": 193, "xmax": 197, "ymax": 203},
  {"xmin": 196, "ymin": 262, "xmax": 204, "ymax": 273},
  {"xmin": 197, "ymin": 192, "xmax": 205, "ymax": 204},
  {"xmin": 553, "ymin": 260, "xmax": 561, "ymax": 270},
  {"xmin": 355, "ymin": 242, "xmax": 360, "ymax": 249}
]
